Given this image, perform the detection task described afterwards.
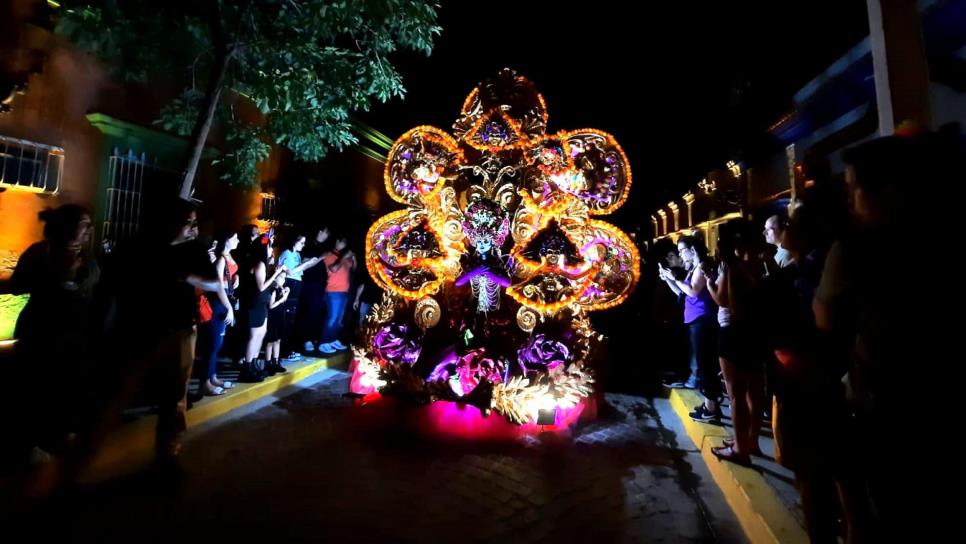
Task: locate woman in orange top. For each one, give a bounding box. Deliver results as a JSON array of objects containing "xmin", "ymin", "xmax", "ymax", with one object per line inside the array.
[{"xmin": 318, "ymin": 237, "xmax": 355, "ymax": 354}]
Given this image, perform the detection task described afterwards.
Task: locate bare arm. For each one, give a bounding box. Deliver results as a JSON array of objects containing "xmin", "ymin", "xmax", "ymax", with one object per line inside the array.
[
  {"xmin": 658, "ymin": 266, "xmax": 684, "ymax": 296},
  {"xmin": 813, "ymin": 298, "xmax": 832, "ymax": 332},
  {"xmin": 672, "ymin": 266, "xmax": 705, "ymax": 298},
  {"xmin": 665, "ymin": 278, "xmax": 684, "ymax": 296},
  {"xmin": 215, "ymin": 257, "xmax": 227, "ymax": 287},
  {"xmin": 291, "ymin": 256, "xmax": 321, "ymax": 274},
  {"xmin": 813, "ymin": 241, "xmax": 846, "ymax": 333},
  {"xmin": 254, "ymin": 262, "xmax": 283, "ymax": 293},
  {"xmin": 707, "ymin": 264, "xmax": 727, "ymax": 307},
  {"xmin": 212, "ymin": 256, "xmax": 234, "ymax": 324},
  {"xmin": 326, "ymin": 252, "xmax": 344, "ymax": 273},
  {"xmin": 186, "ymin": 275, "xmax": 222, "ymax": 292},
  {"xmin": 269, "ymin": 288, "xmax": 288, "ymax": 310}
]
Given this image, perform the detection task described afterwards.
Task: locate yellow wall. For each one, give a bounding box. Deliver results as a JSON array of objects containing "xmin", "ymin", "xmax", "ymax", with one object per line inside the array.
[{"xmin": 1, "ymin": 43, "xmax": 109, "ymax": 279}]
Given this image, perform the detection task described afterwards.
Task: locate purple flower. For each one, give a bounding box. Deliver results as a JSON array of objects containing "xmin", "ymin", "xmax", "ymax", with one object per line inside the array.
[
  {"xmin": 429, "ymin": 348, "xmax": 505, "ymax": 396},
  {"xmin": 373, "ymin": 323, "xmax": 422, "ymax": 366},
  {"xmin": 517, "ymin": 334, "xmax": 571, "ymax": 371}
]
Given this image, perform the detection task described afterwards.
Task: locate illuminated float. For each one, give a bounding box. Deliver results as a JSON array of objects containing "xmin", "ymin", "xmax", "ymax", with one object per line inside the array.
[{"xmin": 349, "ymin": 69, "xmax": 639, "ymax": 438}]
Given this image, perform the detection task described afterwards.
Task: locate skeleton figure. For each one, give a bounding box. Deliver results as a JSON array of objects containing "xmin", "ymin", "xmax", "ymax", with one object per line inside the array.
[{"xmin": 455, "ymin": 198, "xmax": 510, "ymax": 313}]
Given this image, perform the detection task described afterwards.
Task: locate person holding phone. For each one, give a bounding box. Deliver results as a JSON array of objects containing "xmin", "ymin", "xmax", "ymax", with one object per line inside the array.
[
  {"xmin": 277, "ymin": 233, "xmax": 323, "ymax": 360},
  {"xmin": 659, "ymin": 235, "xmax": 721, "ymax": 422},
  {"xmin": 262, "ymin": 270, "xmax": 291, "ymax": 375},
  {"xmin": 238, "ymin": 239, "xmax": 286, "ymax": 382}
]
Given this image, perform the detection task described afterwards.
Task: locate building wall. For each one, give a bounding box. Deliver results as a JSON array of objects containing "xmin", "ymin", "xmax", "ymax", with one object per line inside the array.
[
  {"xmin": 1, "ymin": 44, "xmax": 109, "ymax": 278},
  {"xmin": 0, "ymin": 39, "xmax": 278, "ymax": 283}
]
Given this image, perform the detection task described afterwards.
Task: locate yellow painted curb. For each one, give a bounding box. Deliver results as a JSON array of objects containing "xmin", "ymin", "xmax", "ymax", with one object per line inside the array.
[
  {"xmin": 669, "ymin": 388, "xmax": 808, "ymax": 544},
  {"xmin": 81, "ymin": 353, "xmax": 347, "ymax": 480}
]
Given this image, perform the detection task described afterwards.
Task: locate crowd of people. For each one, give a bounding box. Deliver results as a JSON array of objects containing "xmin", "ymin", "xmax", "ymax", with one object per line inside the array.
[
  {"xmin": 2, "ymin": 128, "xmax": 956, "ymax": 539},
  {"xmin": 3, "ymin": 198, "xmax": 380, "ymax": 483},
  {"xmin": 651, "ymin": 130, "xmax": 955, "ymax": 542}
]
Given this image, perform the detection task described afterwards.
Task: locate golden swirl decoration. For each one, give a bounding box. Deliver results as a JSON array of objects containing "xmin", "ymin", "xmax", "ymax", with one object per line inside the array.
[
  {"xmin": 511, "ymin": 206, "xmax": 538, "ymax": 244},
  {"xmin": 415, "ymin": 297, "xmax": 441, "ymax": 330},
  {"xmin": 560, "ymin": 198, "xmax": 590, "ymax": 226},
  {"xmin": 441, "ymin": 218, "xmax": 464, "ymax": 243},
  {"xmin": 440, "ymin": 260, "xmax": 463, "ymax": 280},
  {"xmin": 522, "ymin": 284, "xmax": 542, "ymax": 301},
  {"xmin": 516, "ymin": 306, "xmax": 539, "ymax": 333},
  {"xmin": 439, "ymin": 185, "xmax": 458, "ymax": 210},
  {"xmin": 494, "ymin": 182, "xmax": 517, "ymax": 209},
  {"xmin": 465, "ymin": 185, "xmax": 488, "ymax": 206}
]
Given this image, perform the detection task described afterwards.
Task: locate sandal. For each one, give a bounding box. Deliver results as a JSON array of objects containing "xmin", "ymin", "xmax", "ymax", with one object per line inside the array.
[
  {"xmin": 711, "ymin": 444, "xmax": 752, "ymax": 467},
  {"xmin": 721, "ymin": 437, "xmax": 764, "ymax": 457},
  {"xmin": 211, "ymin": 376, "xmax": 234, "ymax": 389},
  {"xmin": 203, "ymin": 384, "xmax": 226, "ymax": 397}
]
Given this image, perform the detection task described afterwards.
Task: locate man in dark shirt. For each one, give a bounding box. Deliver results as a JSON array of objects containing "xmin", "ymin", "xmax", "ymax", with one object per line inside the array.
[
  {"xmin": 298, "ymin": 226, "xmax": 330, "ymax": 354},
  {"xmin": 97, "ymin": 198, "xmax": 227, "ymax": 466}
]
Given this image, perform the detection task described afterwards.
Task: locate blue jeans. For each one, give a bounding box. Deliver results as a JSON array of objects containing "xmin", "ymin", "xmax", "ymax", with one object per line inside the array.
[
  {"xmin": 204, "ymin": 298, "xmax": 230, "ymax": 380},
  {"xmin": 322, "ymin": 292, "xmax": 349, "ymax": 344},
  {"xmin": 687, "ymin": 315, "xmax": 720, "ymax": 401}
]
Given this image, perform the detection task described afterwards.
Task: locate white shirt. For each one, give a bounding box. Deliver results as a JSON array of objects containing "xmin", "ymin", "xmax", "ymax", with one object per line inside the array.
[{"xmin": 774, "ymin": 246, "xmax": 793, "ymax": 268}]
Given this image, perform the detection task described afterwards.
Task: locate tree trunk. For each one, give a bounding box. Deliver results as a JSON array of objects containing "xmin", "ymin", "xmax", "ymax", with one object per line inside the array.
[{"xmin": 178, "ymin": 47, "xmax": 233, "ymax": 200}]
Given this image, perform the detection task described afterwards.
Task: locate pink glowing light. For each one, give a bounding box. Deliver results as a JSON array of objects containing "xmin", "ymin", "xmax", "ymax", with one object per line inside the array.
[{"xmin": 349, "ymin": 395, "xmax": 591, "ymax": 441}]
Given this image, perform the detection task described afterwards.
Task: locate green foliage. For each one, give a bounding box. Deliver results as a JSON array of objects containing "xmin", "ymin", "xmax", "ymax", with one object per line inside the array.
[
  {"xmin": 57, "ymin": 0, "xmax": 441, "ymax": 188},
  {"xmin": 155, "ymin": 88, "xmax": 204, "ymax": 137},
  {"xmin": 213, "ymin": 125, "xmax": 272, "ymax": 186}
]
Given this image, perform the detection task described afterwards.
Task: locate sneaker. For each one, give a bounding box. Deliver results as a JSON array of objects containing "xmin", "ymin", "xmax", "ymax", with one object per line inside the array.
[
  {"xmin": 689, "ymin": 404, "xmax": 721, "ymax": 422},
  {"xmin": 286, "ymin": 352, "xmax": 302, "ymax": 361},
  {"xmin": 318, "ymin": 342, "xmax": 338, "ymax": 355},
  {"xmin": 28, "ymin": 446, "xmax": 54, "ymax": 466},
  {"xmin": 304, "ymin": 341, "xmax": 315, "ymax": 353},
  {"xmin": 331, "ymin": 340, "xmax": 347, "ymax": 350},
  {"xmin": 662, "ymin": 379, "xmax": 688, "ymax": 389}
]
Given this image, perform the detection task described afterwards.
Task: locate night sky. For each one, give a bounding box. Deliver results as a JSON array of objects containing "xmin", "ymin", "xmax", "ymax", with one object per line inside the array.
[{"xmin": 359, "ymin": 0, "xmax": 870, "ymax": 220}]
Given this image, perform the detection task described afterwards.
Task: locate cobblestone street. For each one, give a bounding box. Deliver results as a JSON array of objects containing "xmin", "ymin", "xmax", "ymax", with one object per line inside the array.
[{"xmin": 18, "ymin": 371, "xmax": 747, "ymax": 543}]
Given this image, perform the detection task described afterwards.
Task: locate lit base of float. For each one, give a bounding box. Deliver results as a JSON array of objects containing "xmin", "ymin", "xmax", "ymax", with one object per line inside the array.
[{"xmin": 348, "ymin": 359, "xmax": 597, "ymax": 441}]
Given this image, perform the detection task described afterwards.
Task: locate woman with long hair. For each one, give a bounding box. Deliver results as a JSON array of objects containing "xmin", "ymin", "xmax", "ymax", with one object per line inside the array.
[
  {"xmin": 262, "ymin": 270, "xmax": 290, "ymax": 375},
  {"xmin": 707, "ymin": 223, "xmax": 766, "ymax": 465},
  {"xmin": 277, "ymin": 233, "xmax": 322, "ymax": 359},
  {"xmin": 200, "ymin": 230, "xmax": 239, "ymax": 395},
  {"xmin": 238, "ymin": 238, "xmax": 285, "ymax": 382},
  {"xmin": 10, "ymin": 204, "xmax": 100, "ymax": 458},
  {"xmin": 659, "ymin": 234, "xmax": 721, "ymax": 421}
]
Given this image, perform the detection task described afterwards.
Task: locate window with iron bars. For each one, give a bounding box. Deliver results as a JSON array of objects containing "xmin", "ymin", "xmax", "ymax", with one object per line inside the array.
[
  {"xmin": 259, "ymin": 192, "xmax": 281, "ymax": 223},
  {"xmin": 0, "ymin": 134, "xmax": 63, "ymax": 193},
  {"xmin": 101, "ymin": 148, "xmax": 179, "ymax": 244}
]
